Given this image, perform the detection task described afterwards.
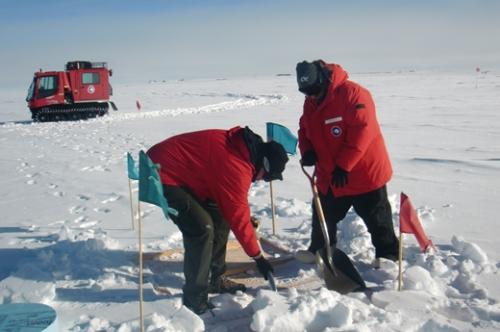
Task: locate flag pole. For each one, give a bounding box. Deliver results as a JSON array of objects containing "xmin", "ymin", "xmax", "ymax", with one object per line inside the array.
[
  {"xmin": 128, "ymin": 178, "xmax": 135, "ymax": 230},
  {"xmin": 137, "ymin": 202, "xmax": 144, "ymax": 332},
  {"xmin": 270, "ymin": 181, "xmax": 276, "ymax": 235},
  {"xmin": 398, "ymin": 229, "xmax": 403, "ymax": 291}
]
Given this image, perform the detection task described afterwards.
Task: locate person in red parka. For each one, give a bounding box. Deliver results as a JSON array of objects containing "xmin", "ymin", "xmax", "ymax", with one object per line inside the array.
[
  {"xmin": 147, "ymin": 126, "xmax": 288, "ymax": 315},
  {"xmin": 295, "ymin": 60, "xmax": 399, "ymax": 265}
]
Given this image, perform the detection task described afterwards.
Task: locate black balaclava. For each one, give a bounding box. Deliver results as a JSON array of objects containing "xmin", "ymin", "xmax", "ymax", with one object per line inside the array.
[
  {"xmin": 258, "ymin": 141, "xmax": 289, "ymax": 181},
  {"xmin": 296, "ymin": 60, "xmax": 331, "ymax": 102},
  {"xmin": 242, "ymin": 127, "xmax": 288, "ymax": 181}
]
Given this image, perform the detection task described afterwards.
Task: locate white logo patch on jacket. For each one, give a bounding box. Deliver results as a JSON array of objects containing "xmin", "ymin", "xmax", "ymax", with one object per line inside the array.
[
  {"xmin": 331, "ymin": 126, "xmax": 342, "ymax": 137},
  {"xmin": 325, "ymin": 116, "xmax": 342, "ymax": 124}
]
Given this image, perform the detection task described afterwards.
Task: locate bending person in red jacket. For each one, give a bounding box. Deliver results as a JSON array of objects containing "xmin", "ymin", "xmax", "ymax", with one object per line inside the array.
[
  {"xmin": 295, "ymin": 60, "xmax": 399, "ymax": 266},
  {"xmin": 147, "ymin": 126, "xmax": 288, "ymax": 315}
]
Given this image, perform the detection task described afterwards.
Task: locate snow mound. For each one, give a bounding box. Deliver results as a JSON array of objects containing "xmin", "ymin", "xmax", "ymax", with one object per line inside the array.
[
  {"xmin": 451, "ymin": 235, "xmax": 489, "ymax": 265},
  {"xmin": 0, "ymin": 276, "xmax": 56, "ymax": 304}
]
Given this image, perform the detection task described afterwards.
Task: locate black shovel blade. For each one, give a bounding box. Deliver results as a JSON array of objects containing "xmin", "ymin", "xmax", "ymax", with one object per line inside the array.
[
  {"xmin": 318, "ymin": 247, "xmax": 366, "ymax": 294},
  {"xmin": 267, "ymin": 272, "xmax": 277, "ymax": 292}
]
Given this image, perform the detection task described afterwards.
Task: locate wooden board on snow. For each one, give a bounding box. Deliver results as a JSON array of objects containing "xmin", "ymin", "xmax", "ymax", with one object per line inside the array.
[{"xmin": 143, "ymin": 237, "xmax": 294, "ymax": 276}]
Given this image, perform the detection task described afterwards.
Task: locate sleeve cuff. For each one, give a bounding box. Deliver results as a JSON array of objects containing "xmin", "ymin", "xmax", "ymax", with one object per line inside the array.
[{"xmin": 251, "ymin": 252, "xmax": 263, "ymax": 260}]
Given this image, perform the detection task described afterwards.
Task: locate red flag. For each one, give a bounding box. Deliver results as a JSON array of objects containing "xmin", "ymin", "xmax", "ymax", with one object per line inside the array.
[{"xmin": 399, "ymin": 192, "xmax": 433, "ymax": 252}]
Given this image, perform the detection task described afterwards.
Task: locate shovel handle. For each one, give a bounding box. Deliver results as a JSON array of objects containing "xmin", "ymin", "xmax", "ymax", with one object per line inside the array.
[
  {"xmin": 301, "ymin": 165, "xmax": 336, "ymax": 276},
  {"xmin": 300, "ymin": 165, "xmax": 316, "ymax": 188}
]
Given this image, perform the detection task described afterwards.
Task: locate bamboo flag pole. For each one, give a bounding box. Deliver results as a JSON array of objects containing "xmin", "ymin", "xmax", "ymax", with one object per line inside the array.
[
  {"xmin": 128, "ymin": 178, "xmax": 135, "ymax": 230},
  {"xmin": 270, "ymin": 181, "xmax": 276, "ymax": 235},
  {"xmin": 137, "ymin": 202, "xmax": 144, "ymax": 332},
  {"xmin": 398, "ymin": 230, "xmax": 403, "ymax": 291}
]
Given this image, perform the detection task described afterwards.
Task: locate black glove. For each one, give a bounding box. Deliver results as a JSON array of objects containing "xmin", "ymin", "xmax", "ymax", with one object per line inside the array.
[
  {"xmin": 331, "ymin": 166, "xmax": 348, "ymax": 188},
  {"xmin": 300, "ymin": 150, "xmax": 317, "ymax": 166},
  {"xmin": 255, "ymin": 256, "xmax": 274, "ymax": 280}
]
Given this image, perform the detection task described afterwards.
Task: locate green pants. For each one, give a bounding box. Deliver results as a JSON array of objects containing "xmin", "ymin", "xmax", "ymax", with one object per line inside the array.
[{"xmin": 162, "ymin": 185, "xmax": 230, "ymax": 307}]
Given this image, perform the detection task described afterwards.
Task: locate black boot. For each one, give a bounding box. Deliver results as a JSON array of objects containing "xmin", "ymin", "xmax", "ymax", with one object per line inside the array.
[
  {"xmin": 183, "ymin": 292, "xmax": 214, "ymax": 315},
  {"xmin": 208, "ymin": 275, "xmax": 247, "ymax": 294}
]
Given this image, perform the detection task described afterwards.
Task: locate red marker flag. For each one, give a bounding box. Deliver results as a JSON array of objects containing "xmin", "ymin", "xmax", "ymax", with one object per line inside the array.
[{"xmin": 399, "ymin": 192, "xmax": 433, "ymax": 252}]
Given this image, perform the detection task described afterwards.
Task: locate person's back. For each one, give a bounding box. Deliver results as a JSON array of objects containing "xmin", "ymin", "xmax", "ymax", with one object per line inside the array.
[
  {"xmin": 148, "ymin": 128, "xmax": 253, "ymax": 203},
  {"xmin": 147, "ymin": 126, "xmax": 289, "ymax": 314}
]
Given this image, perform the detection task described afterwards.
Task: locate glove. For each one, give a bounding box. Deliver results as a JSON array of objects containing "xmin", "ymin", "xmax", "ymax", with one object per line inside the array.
[
  {"xmin": 331, "ymin": 166, "xmax": 348, "ymax": 188},
  {"xmin": 250, "ymin": 215, "xmax": 261, "ymax": 232},
  {"xmin": 300, "ymin": 150, "xmax": 317, "ymax": 166},
  {"xmin": 254, "ymin": 256, "xmax": 274, "ymax": 280}
]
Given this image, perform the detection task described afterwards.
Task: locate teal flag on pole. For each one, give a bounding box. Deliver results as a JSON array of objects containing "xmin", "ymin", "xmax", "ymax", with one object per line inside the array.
[
  {"xmin": 138, "ymin": 151, "xmax": 178, "ymax": 219},
  {"xmin": 266, "ymin": 122, "xmax": 298, "ymax": 155},
  {"xmin": 127, "ymin": 152, "xmax": 139, "ymax": 180}
]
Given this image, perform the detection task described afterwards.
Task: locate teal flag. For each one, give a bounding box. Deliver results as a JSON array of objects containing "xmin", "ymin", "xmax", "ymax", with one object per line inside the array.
[
  {"xmin": 127, "ymin": 152, "xmax": 139, "ymax": 180},
  {"xmin": 266, "ymin": 122, "xmax": 298, "ymax": 155},
  {"xmin": 138, "ymin": 151, "xmax": 178, "ymax": 219}
]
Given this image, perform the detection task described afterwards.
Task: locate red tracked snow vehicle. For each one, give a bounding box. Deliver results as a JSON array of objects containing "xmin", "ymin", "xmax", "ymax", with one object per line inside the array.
[{"xmin": 26, "ymin": 61, "xmax": 118, "ymax": 122}]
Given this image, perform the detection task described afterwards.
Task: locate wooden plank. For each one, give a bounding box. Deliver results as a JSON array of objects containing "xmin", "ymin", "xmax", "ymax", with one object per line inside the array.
[{"xmin": 142, "ymin": 238, "xmax": 294, "ymax": 275}]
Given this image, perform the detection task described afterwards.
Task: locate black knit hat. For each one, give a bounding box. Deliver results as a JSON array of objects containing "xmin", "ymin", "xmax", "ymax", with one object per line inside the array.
[
  {"xmin": 296, "ymin": 60, "xmax": 324, "ymax": 96},
  {"xmin": 259, "ymin": 141, "xmax": 289, "ymax": 181}
]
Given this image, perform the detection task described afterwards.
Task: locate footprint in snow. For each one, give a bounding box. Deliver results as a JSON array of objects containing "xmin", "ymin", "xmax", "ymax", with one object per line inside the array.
[
  {"xmin": 101, "ymin": 194, "xmax": 121, "ymax": 204},
  {"xmin": 80, "ymin": 165, "xmax": 111, "ymax": 172},
  {"xmin": 47, "ymin": 220, "xmax": 67, "ymax": 227},
  {"xmin": 69, "ymin": 205, "xmax": 86, "ymax": 214},
  {"xmin": 73, "ymin": 216, "xmax": 87, "ymax": 223},
  {"xmin": 53, "ymin": 191, "xmax": 64, "ymax": 197},
  {"xmin": 78, "ymin": 220, "xmax": 100, "ymax": 229},
  {"xmin": 94, "ymin": 207, "xmax": 111, "ymax": 213},
  {"xmin": 17, "ymin": 161, "xmax": 34, "ymax": 173}
]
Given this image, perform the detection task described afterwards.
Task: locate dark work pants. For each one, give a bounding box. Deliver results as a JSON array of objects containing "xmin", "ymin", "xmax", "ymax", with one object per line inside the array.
[
  {"xmin": 309, "ymin": 185, "xmax": 399, "ymax": 259},
  {"xmin": 163, "ymin": 185, "xmax": 230, "ymax": 307}
]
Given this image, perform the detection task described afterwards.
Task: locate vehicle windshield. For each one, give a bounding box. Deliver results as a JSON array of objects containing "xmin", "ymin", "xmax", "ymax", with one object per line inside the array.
[
  {"xmin": 37, "ymin": 75, "xmax": 58, "ymax": 98},
  {"xmin": 26, "ymin": 79, "xmax": 35, "ymax": 102}
]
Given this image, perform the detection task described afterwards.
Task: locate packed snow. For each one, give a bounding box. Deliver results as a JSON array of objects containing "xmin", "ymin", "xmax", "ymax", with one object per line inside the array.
[{"xmin": 1, "ymin": 71, "xmax": 500, "ymax": 331}]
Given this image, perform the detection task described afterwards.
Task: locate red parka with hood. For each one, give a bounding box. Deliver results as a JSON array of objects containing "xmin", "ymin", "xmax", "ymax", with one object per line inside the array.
[
  {"xmin": 298, "ymin": 63, "xmax": 392, "ymax": 197},
  {"xmin": 147, "ymin": 127, "xmax": 261, "ymax": 257}
]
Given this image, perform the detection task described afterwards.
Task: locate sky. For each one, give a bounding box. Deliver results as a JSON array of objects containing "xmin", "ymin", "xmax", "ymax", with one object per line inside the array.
[{"xmin": 1, "ymin": 0, "xmax": 499, "ymax": 88}]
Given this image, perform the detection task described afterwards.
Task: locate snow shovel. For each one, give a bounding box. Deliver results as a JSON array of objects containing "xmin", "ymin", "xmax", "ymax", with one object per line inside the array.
[
  {"xmin": 301, "ymin": 165, "xmax": 337, "ymax": 277},
  {"xmin": 267, "ymin": 272, "xmax": 277, "ymax": 292},
  {"xmin": 301, "ymin": 165, "xmax": 366, "ymax": 294},
  {"xmin": 318, "ymin": 247, "xmax": 366, "ymax": 294}
]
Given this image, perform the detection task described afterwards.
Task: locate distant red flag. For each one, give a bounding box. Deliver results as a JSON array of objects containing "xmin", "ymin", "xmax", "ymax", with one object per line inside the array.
[
  {"xmin": 399, "ymin": 192, "xmax": 433, "ymax": 252},
  {"xmin": 476, "ymin": 67, "xmax": 480, "ymax": 73}
]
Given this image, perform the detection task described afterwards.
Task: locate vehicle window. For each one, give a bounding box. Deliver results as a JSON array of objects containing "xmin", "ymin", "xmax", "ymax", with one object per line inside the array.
[
  {"xmin": 82, "ymin": 72, "xmax": 100, "ymax": 84},
  {"xmin": 37, "ymin": 76, "xmax": 58, "ymax": 98},
  {"xmin": 26, "ymin": 79, "xmax": 35, "ymax": 101}
]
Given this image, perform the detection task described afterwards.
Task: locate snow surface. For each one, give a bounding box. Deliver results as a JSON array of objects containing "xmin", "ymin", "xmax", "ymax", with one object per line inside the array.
[{"xmin": 1, "ymin": 71, "xmax": 500, "ymax": 331}]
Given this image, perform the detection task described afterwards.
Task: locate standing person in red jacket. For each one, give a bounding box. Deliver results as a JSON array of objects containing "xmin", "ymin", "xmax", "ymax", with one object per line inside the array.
[
  {"xmin": 147, "ymin": 126, "xmax": 288, "ymax": 314},
  {"xmin": 295, "ymin": 60, "xmax": 399, "ymax": 266}
]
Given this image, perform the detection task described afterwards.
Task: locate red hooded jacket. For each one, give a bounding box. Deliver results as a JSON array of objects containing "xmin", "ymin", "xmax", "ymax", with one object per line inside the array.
[
  {"xmin": 147, "ymin": 127, "xmax": 261, "ymax": 257},
  {"xmin": 298, "ymin": 63, "xmax": 392, "ymax": 196}
]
